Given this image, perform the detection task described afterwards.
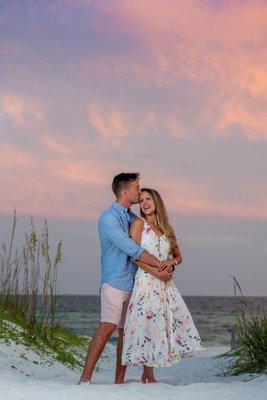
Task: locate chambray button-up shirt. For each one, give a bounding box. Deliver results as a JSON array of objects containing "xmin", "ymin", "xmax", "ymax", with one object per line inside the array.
[{"xmin": 98, "ymin": 202, "xmax": 145, "ymax": 291}]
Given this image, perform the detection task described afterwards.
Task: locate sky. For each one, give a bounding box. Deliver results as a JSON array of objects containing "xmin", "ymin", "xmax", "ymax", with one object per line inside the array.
[{"xmin": 0, "ymin": 0, "xmax": 267, "ymax": 295}]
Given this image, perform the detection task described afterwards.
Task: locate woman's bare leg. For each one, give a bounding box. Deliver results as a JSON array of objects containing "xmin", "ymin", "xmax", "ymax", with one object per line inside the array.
[
  {"xmin": 115, "ymin": 328, "xmax": 127, "ymax": 383},
  {"xmin": 141, "ymin": 365, "xmax": 157, "ymax": 383}
]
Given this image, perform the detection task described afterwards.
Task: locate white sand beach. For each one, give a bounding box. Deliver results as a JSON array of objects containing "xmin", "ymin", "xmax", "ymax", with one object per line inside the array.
[{"xmin": 1, "ymin": 335, "xmax": 266, "ymax": 400}]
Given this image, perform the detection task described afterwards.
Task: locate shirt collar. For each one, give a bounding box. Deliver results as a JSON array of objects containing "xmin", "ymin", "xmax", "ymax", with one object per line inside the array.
[{"xmin": 112, "ymin": 201, "xmax": 130, "ymax": 214}]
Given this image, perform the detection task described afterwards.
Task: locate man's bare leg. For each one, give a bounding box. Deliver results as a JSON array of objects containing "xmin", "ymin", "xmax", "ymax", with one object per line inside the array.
[
  {"xmin": 78, "ymin": 322, "xmax": 117, "ymax": 383},
  {"xmin": 115, "ymin": 328, "xmax": 127, "ymax": 384}
]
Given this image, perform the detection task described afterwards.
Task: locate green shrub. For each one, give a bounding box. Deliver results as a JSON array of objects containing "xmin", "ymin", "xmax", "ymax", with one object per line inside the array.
[
  {"xmin": 0, "ymin": 209, "xmax": 62, "ymax": 336},
  {"xmin": 230, "ymin": 277, "xmax": 267, "ymax": 375},
  {"xmin": 0, "ymin": 212, "xmax": 88, "ymax": 370}
]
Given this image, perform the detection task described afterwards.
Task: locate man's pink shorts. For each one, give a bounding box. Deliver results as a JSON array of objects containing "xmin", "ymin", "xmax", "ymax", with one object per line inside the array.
[{"xmin": 100, "ymin": 283, "xmax": 132, "ymax": 329}]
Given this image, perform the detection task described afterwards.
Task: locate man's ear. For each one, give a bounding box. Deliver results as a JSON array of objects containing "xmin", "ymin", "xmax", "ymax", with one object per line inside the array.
[{"xmin": 122, "ymin": 189, "xmax": 129, "ymax": 199}]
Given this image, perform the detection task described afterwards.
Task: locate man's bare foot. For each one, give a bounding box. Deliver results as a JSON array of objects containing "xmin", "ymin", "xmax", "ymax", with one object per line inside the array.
[
  {"xmin": 115, "ymin": 378, "xmax": 125, "ymax": 384},
  {"xmin": 77, "ymin": 379, "xmax": 91, "ymax": 385},
  {"xmin": 115, "ymin": 366, "xmax": 126, "ymax": 384}
]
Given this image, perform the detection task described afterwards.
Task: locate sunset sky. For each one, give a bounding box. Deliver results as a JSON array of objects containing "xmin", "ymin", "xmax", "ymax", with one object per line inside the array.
[{"xmin": 1, "ymin": 0, "xmax": 267, "ymax": 295}]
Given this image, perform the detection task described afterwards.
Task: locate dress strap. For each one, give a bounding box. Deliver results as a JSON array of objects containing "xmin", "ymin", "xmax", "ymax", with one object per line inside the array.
[{"xmin": 139, "ymin": 217, "xmax": 147, "ymax": 224}]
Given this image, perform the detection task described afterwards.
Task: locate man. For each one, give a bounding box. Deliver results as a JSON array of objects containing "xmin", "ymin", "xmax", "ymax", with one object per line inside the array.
[{"xmin": 78, "ymin": 172, "xmax": 172, "ymax": 384}]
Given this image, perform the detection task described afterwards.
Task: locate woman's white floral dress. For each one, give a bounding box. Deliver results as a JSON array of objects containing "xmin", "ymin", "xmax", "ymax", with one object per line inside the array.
[{"xmin": 122, "ymin": 219, "xmax": 204, "ymax": 367}]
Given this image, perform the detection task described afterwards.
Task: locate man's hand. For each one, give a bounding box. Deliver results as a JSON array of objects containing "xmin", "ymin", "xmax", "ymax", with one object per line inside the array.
[{"xmin": 156, "ymin": 267, "xmax": 173, "ymax": 282}]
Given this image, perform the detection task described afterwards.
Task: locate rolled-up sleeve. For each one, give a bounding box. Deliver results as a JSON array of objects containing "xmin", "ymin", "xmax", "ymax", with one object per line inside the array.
[{"xmin": 99, "ymin": 214, "xmax": 145, "ymax": 260}]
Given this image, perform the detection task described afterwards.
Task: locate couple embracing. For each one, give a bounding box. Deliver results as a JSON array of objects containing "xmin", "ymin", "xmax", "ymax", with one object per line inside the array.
[{"xmin": 79, "ymin": 172, "xmax": 203, "ymax": 384}]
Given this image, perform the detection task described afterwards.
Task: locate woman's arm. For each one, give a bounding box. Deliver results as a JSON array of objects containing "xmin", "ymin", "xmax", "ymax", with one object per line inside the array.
[
  {"xmin": 129, "ymin": 218, "xmax": 143, "ymax": 246},
  {"xmin": 171, "ymin": 242, "xmax": 182, "ymax": 270},
  {"xmin": 130, "ymin": 218, "xmax": 172, "ymax": 282},
  {"xmin": 134, "ymin": 260, "xmax": 173, "ymax": 282}
]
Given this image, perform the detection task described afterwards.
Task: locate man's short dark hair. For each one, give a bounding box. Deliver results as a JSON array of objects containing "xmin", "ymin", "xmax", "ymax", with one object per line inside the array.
[{"xmin": 112, "ymin": 172, "xmax": 140, "ymax": 197}]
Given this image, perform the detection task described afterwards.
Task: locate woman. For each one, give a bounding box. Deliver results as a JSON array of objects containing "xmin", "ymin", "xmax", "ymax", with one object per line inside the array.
[{"xmin": 122, "ymin": 188, "xmax": 204, "ymax": 383}]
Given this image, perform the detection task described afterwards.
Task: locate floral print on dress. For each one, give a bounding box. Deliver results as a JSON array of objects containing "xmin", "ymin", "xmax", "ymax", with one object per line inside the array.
[{"xmin": 122, "ymin": 219, "xmax": 204, "ymax": 367}]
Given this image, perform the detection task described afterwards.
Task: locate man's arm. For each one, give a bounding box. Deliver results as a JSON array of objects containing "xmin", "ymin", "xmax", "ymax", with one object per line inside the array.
[
  {"xmin": 133, "ymin": 260, "xmax": 173, "ymax": 282},
  {"xmin": 99, "ymin": 213, "xmax": 159, "ymax": 267},
  {"xmin": 130, "ymin": 218, "xmax": 172, "ymax": 281}
]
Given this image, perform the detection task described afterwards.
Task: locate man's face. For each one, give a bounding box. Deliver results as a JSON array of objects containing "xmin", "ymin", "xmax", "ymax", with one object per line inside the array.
[{"xmin": 125, "ymin": 179, "xmax": 141, "ymax": 205}]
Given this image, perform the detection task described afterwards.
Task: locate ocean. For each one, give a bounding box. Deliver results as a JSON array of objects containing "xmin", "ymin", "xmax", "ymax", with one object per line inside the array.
[{"xmin": 56, "ymin": 295, "xmax": 267, "ymax": 347}]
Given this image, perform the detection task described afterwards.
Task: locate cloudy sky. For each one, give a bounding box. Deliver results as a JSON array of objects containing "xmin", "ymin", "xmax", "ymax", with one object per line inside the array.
[{"xmin": 1, "ymin": 0, "xmax": 267, "ymax": 295}]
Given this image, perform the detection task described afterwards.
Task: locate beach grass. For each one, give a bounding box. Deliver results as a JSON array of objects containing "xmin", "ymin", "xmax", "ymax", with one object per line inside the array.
[
  {"xmin": 0, "ymin": 209, "xmax": 62, "ymax": 334},
  {"xmin": 0, "ymin": 303, "xmax": 88, "ymax": 369},
  {"xmin": 0, "ymin": 210, "xmax": 89, "ymax": 370},
  {"xmin": 229, "ymin": 277, "xmax": 267, "ymax": 375}
]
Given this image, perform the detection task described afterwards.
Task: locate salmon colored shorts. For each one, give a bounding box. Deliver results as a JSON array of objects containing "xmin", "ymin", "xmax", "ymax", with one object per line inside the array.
[{"xmin": 100, "ymin": 283, "xmax": 132, "ymax": 329}]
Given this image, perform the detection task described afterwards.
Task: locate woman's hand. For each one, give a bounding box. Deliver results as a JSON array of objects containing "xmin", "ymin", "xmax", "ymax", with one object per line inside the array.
[
  {"xmin": 157, "ymin": 259, "xmax": 175, "ymax": 271},
  {"xmin": 155, "ymin": 267, "xmax": 173, "ymax": 282}
]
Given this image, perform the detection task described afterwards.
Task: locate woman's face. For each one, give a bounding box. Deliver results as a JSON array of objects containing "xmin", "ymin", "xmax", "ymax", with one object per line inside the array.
[{"xmin": 140, "ymin": 191, "xmax": 156, "ymax": 216}]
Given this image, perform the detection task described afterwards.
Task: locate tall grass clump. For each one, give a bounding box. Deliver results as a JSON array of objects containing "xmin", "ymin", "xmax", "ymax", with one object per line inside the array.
[
  {"xmin": 0, "ymin": 209, "xmax": 62, "ymax": 338},
  {"xmin": 230, "ymin": 277, "xmax": 267, "ymax": 375}
]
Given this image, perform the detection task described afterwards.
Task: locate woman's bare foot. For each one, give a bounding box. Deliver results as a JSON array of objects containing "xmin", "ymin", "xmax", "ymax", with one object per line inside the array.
[
  {"xmin": 141, "ymin": 373, "xmax": 157, "ymax": 383},
  {"xmin": 141, "ymin": 373, "xmax": 147, "ymax": 383},
  {"xmin": 141, "ymin": 366, "xmax": 157, "ymax": 383}
]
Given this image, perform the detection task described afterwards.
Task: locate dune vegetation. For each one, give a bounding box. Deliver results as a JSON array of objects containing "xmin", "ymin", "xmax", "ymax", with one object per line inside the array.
[
  {"xmin": 0, "ymin": 210, "xmax": 88, "ymax": 370},
  {"xmin": 228, "ymin": 277, "xmax": 267, "ymax": 375}
]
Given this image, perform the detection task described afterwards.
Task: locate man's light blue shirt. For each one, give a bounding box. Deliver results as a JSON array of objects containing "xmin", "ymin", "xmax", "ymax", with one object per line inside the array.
[{"xmin": 98, "ymin": 202, "xmax": 145, "ymax": 291}]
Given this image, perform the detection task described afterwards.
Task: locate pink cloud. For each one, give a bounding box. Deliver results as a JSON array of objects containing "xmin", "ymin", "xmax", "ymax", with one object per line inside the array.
[
  {"xmin": 1, "ymin": 1, "xmax": 267, "ymax": 221},
  {"xmin": 87, "ymin": 102, "xmax": 132, "ymax": 148},
  {"xmin": 0, "ymin": 140, "xmax": 109, "ymax": 218},
  {"xmin": 213, "ymin": 98, "xmax": 267, "ymax": 141},
  {"xmin": 1, "ymin": 138, "xmax": 267, "ymax": 220},
  {"xmin": 150, "ymin": 178, "xmax": 267, "ymax": 220},
  {"xmin": 40, "ymin": 132, "xmax": 109, "ymax": 159},
  {"xmin": 169, "ymin": 194, "xmax": 267, "ymax": 220},
  {"xmin": 86, "ymin": 102, "xmax": 188, "ymax": 145},
  {"xmin": 2, "ymin": 94, "xmax": 44, "ymax": 128},
  {"xmin": 48, "ymin": 159, "xmax": 107, "ymax": 185},
  {"xmin": 164, "ymin": 116, "xmax": 187, "ymax": 139},
  {"xmin": 78, "ymin": 0, "xmax": 267, "ymax": 141},
  {"xmin": 41, "ymin": 135, "xmax": 74, "ymax": 157},
  {"xmin": 2, "ymin": 95, "xmax": 24, "ymax": 126}
]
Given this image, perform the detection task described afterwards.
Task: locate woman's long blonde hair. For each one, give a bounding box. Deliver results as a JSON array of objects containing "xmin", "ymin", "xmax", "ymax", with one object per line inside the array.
[{"xmin": 140, "ymin": 188, "xmax": 177, "ymax": 252}]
